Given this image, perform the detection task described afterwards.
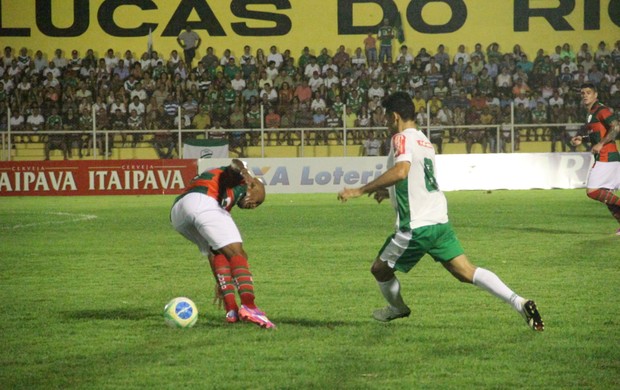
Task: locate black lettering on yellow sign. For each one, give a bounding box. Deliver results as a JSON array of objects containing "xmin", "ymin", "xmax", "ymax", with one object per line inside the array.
[
  {"xmin": 161, "ymin": 0, "xmax": 226, "ymax": 37},
  {"xmin": 98, "ymin": 0, "xmax": 158, "ymax": 37},
  {"xmin": 514, "ymin": 0, "xmax": 619, "ymax": 31},
  {"xmin": 230, "ymin": 0, "xmax": 292, "ymax": 36},
  {"xmin": 36, "ymin": 0, "xmax": 90, "ymax": 37},
  {"xmin": 407, "ymin": 0, "xmax": 467, "ymax": 34},
  {"xmin": 0, "ymin": 0, "xmax": 617, "ymax": 38}
]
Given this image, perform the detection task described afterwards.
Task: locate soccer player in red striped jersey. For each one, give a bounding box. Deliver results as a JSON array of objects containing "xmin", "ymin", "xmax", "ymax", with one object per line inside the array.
[
  {"xmin": 571, "ymin": 83, "xmax": 620, "ymax": 235},
  {"xmin": 170, "ymin": 159, "xmax": 275, "ymax": 328}
]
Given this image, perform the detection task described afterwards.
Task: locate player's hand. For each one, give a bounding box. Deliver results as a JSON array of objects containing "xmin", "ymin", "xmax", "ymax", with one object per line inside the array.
[
  {"xmin": 338, "ymin": 187, "xmax": 362, "ymax": 202},
  {"xmin": 592, "ymin": 142, "xmax": 603, "ymax": 154},
  {"xmin": 231, "ymin": 159, "xmax": 246, "ymax": 171},
  {"xmin": 570, "ymin": 136, "xmax": 583, "ymax": 146},
  {"xmin": 372, "ymin": 189, "xmax": 389, "ymax": 203},
  {"xmin": 212, "ymin": 284, "xmax": 223, "ymax": 309}
]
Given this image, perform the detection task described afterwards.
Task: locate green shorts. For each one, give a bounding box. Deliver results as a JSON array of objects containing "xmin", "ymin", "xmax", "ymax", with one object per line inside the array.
[{"xmin": 378, "ymin": 222, "xmax": 465, "ymax": 273}]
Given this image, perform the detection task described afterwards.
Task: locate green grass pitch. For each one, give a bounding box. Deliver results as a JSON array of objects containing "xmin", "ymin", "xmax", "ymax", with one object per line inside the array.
[{"xmin": 1, "ymin": 190, "xmax": 618, "ymax": 389}]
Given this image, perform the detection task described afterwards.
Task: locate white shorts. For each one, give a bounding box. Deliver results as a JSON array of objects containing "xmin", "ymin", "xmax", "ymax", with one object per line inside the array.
[
  {"xmin": 170, "ymin": 192, "xmax": 242, "ymax": 256},
  {"xmin": 587, "ymin": 161, "xmax": 620, "ymax": 190}
]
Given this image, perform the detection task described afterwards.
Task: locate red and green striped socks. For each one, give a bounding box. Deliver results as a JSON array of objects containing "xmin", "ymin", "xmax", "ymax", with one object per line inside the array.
[
  {"xmin": 230, "ymin": 255, "xmax": 256, "ymax": 309},
  {"xmin": 213, "ymin": 254, "xmax": 239, "ymax": 312}
]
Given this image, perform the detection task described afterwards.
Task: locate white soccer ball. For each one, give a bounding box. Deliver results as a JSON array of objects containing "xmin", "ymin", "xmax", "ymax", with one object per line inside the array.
[{"xmin": 164, "ymin": 297, "xmax": 198, "ymax": 328}]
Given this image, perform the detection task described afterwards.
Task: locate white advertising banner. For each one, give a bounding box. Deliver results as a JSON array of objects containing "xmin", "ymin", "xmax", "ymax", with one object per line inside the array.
[{"xmin": 198, "ymin": 153, "xmax": 594, "ymax": 194}]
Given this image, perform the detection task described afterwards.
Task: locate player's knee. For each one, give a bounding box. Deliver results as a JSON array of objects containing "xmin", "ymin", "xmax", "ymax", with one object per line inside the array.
[{"xmin": 370, "ymin": 259, "xmax": 393, "ymax": 282}]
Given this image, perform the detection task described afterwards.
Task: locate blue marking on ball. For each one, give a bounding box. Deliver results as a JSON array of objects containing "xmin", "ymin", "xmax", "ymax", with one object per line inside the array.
[{"xmin": 175, "ymin": 301, "xmax": 194, "ymax": 319}]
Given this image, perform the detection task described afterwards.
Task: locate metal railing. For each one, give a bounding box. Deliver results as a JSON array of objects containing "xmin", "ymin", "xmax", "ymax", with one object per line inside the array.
[{"xmin": 1, "ymin": 103, "xmax": 585, "ymax": 161}]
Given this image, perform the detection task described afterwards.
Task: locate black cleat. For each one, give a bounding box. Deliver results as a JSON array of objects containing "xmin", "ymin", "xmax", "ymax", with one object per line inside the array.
[{"xmin": 521, "ymin": 300, "xmax": 544, "ymax": 331}]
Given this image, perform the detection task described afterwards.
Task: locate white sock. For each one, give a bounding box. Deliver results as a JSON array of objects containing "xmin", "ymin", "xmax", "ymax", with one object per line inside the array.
[
  {"xmin": 377, "ymin": 277, "xmax": 409, "ymax": 310},
  {"xmin": 472, "ymin": 268, "xmax": 524, "ymax": 312}
]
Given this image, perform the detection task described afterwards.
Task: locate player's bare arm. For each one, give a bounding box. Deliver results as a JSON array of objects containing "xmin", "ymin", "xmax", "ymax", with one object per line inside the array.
[
  {"xmin": 338, "ymin": 161, "xmax": 410, "ymax": 202},
  {"xmin": 592, "ymin": 119, "xmax": 620, "ymax": 154}
]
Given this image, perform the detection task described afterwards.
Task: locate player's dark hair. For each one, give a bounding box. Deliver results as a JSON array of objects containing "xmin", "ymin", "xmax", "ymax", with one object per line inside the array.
[
  {"xmin": 382, "ymin": 92, "xmax": 416, "ymax": 121},
  {"xmin": 581, "ymin": 82, "xmax": 597, "ymax": 92}
]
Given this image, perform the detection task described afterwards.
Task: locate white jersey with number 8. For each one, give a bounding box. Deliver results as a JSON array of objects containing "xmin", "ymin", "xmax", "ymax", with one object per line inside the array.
[{"xmin": 387, "ymin": 128, "xmax": 448, "ymax": 230}]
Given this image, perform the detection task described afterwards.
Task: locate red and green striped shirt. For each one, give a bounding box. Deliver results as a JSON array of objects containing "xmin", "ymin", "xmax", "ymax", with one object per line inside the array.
[
  {"xmin": 586, "ymin": 101, "xmax": 619, "ymax": 162},
  {"xmin": 175, "ymin": 166, "xmax": 247, "ymax": 211}
]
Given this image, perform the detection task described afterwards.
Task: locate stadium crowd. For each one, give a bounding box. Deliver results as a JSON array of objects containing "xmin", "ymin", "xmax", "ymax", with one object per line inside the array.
[{"xmin": 1, "ymin": 35, "xmax": 619, "ymax": 159}]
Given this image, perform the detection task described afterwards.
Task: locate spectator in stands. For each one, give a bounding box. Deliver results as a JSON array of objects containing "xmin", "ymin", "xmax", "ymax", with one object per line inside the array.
[
  {"xmin": 228, "ymin": 104, "xmax": 247, "ymax": 156},
  {"xmin": 363, "ymin": 33, "xmax": 377, "ymax": 64},
  {"xmin": 294, "ymin": 79, "xmax": 312, "ymax": 104},
  {"xmin": 561, "ymin": 42, "xmax": 576, "ymax": 61},
  {"xmin": 548, "ymin": 89, "xmax": 565, "ymax": 108},
  {"xmin": 453, "ymin": 44, "xmax": 470, "ymax": 65},
  {"xmin": 433, "ymin": 44, "xmax": 450, "ymax": 66},
  {"xmin": 188, "ymin": 100, "xmax": 209, "ymax": 129},
  {"xmin": 127, "ymin": 108, "xmax": 144, "ymax": 147},
  {"xmin": 103, "ymin": 48, "xmax": 119, "ymax": 73},
  {"xmin": 513, "ymin": 101, "xmax": 531, "ymax": 141},
  {"xmin": 377, "ymin": 18, "xmax": 394, "ymax": 63},
  {"xmin": 206, "ymin": 118, "xmax": 227, "ymax": 140},
  {"xmin": 245, "ymin": 103, "xmax": 261, "ymax": 146},
  {"xmin": 351, "ymin": 47, "xmax": 367, "ymax": 69},
  {"xmin": 26, "ymin": 105, "xmax": 45, "ymax": 143},
  {"xmin": 560, "ymin": 56, "xmax": 578, "ymax": 74},
  {"xmin": 61, "ymin": 107, "xmax": 80, "ymax": 158},
  {"xmin": 219, "ymin": 49, "xmax": 234, "ymax": 67},
  {"xmin": 52, "ymin": 48, "xmax": 67, "ymax": 70},
  {"xmin": 588, "ymin": 63, "xmax": 604, "ymax": 86},
  {"xmin": 264, "ymin": 106, "xmax": 281, "ymax": 145},
  {"xmin": 471, "ymin": 43, "xmax": 485, "ymax": 63},
  {"xmin": 267, "ymin": 46, "xmax": 284, "ymax": 69},
  {"xmin": 371, "ymin": 105, "xmax": 385, "ymax": 128},
  {"xmin": 33, "ymin": 50, "xmax": 47, "ymax": 74},
  {"xmin": 311, "ymin": 107, "xmax": 326, "ymax": 144},
  {"xmin": 200, "ymin": 47, "xmax": 218, "ymax": 69},
  {"xmin": 176, "ymin": 25, "xmax": 201, "ymax": 69},
  {"xmin": 43, "ymin": 106, "xmax": 67, "ymax": 160},
  {"xmin": 331, "ymin": 45, "xmax": 349, "ymax": 69},
  {"xmin": 594, "ymin": 41, "xmax": 610, "ymax": 61},
  {"xmin": 530, "ymin": 101, "xmax": 549, "ymax": 141},
  {"xmin": 9, "ymin": 108, "xmax": 25, "ymax": 142},
  {"xmin": 238, "ymin": 45, "xmax": 256, "ymax": 78},
  {"xmin": 496, "ymin": 67, "xmax": 513, "ymax": 96},
  {"xmin": 412, "ymin": 48, "xmax": 430, "ymax": 69},
  {"xmin": 470, "ymin": 54, "xmax": 484, "ymax": 75},
  {"xmin": 549, "ymin": 104, "xmax": 568, "ymax": 152},
  {"xmin": 362, "ymin": 130, "xmax": 382, "ymax": 156}
]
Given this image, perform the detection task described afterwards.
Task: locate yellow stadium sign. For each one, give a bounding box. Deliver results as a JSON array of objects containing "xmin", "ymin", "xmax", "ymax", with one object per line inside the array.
[{"xmin": 1, "ymin": 0, "xmax": 618, "ymax": 59}]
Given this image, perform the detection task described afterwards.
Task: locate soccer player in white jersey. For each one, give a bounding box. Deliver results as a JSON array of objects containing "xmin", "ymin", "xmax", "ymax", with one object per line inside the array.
[{"xmin": 338, "ymin": 92, "xmax": 544, "ymax": 331}]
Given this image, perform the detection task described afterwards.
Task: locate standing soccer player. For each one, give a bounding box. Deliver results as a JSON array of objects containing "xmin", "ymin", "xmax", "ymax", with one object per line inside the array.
[
  {"xmin": 338, "ymin": 92, "xmax": 544, "ymax": 331},
  {"xmin": 170, "ymin": 159, "xmax": 275, "ymax": 328},
  {"xmin": 571, "ymin": 83, "xmax": 620, "ymax": 235}
]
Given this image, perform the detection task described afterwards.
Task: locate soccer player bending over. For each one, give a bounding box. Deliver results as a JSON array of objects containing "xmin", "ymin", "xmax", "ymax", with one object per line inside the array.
[
  {"xmin": 338, "ymin": 92, "xmax": 544, "ymax": 331},
  {"xmin": 170, "ymin": 159, "xmax": 275, "ymax": 328},
  {"xmin": 571, "ymin": 83, "xmax": 620, "ymax": 236}
]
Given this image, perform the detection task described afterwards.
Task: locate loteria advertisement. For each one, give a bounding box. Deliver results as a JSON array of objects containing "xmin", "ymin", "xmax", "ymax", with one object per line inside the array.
[
  {"xmin": 0, "ymin": 159, "xmax": 197, "ymax": 196},
  {"xmin": 198, "ymin": 153, "xmax": 593, "ymax": 193}
]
